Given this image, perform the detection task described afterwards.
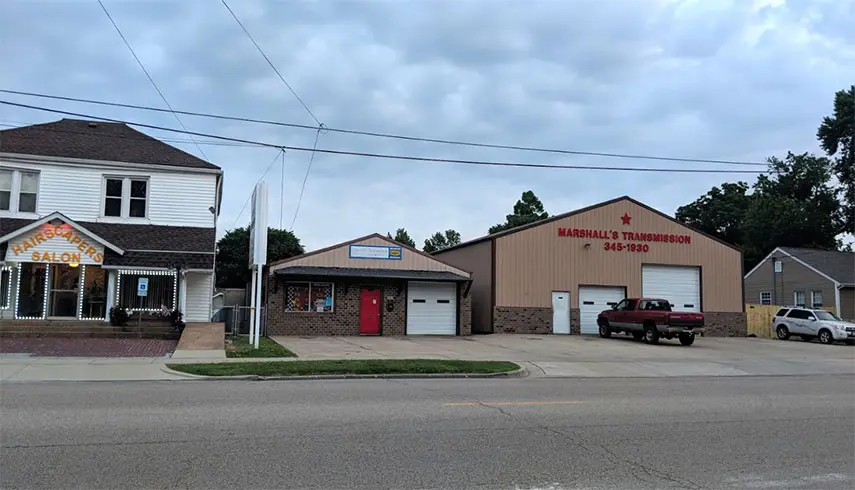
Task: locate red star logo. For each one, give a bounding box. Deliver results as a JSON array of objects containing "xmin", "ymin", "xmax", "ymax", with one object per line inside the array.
[{"xmin": 620, "ymin": 213, "xmax": 632, "ymax": 225}]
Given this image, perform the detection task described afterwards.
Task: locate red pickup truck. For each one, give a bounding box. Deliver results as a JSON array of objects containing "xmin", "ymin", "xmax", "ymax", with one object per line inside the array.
[{"xmin": 596, "ymin": 298, "xmax": 704, "ymax": 346}]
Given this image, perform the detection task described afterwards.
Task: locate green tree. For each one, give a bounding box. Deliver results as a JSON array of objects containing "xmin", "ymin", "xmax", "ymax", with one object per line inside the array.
[
  {"xmin": 816, "ymin": 85, "xmax": 855, "ymax": 234},
  {"xmin": 489, "ymin": 190, "xmax": 549, "ymax": 234},
  {"xmin": 216, "ymin": 227, "xmax": 304, "ymax": 288},
  {"xmin": 387, "ymin": 228, "xmax": 416, "ymax": 248},
  {"xmin": 675, "ymin": 182, "xmax": 753, "ymax": 247},
  {"xmin": 423, "ymin": 229, "xmax": 462, "ymax": 253}
]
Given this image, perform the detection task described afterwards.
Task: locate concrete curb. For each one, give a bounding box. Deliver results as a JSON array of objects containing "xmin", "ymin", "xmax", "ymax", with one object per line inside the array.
[{"xmin": 160, "ymin": 364, "xmax": 527, "ymax": 381}]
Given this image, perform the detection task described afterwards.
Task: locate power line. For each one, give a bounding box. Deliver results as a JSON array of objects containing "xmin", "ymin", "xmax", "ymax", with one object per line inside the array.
[
  {"xmin": 232, "ymin": 149, "xmax": 284, "ymax": 229},
  {"xmin": 219, "ymin": 0, "xmax": 322, "ymax": 127},
  {"xmin": 290, "ymin": 128, "xmax": 322, "ymax": 231},
  {"xmin": 96, "ymin": 0, "xmax": 209, "ymax": 161},
  {"xmin": 0, "ymin": 99, "xmax": 767, "ymax": 174},
  {"xmin": 0, "ymin": 89, "xmax": 769, "ymax": 167}
]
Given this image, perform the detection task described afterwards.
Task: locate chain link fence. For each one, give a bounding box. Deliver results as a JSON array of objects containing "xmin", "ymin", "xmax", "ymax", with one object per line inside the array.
[{"xmin": 212, "ymin": 306, "xmax": 266, "ymax": 337}]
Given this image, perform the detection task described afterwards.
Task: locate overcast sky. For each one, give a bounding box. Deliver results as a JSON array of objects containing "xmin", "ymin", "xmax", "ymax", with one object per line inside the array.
[{"xmin": 1, "ymin": 0, "xmax": 853, "ymax": 251}]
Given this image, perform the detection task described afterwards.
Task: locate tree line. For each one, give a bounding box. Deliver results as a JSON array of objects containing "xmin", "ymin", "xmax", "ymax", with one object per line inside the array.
[{"xmin": 215, "ymin": 86, "xmax": 853, "ymax": 287}]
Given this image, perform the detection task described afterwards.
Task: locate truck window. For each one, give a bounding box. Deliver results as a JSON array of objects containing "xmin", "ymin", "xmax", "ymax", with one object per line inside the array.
[
  {"xmin": 624, "ymin": 299, "xmax": 638, "ymax": 311},
  {"xmin": 640, "ymin": 300, "xmax": 671, "ymax": 311}
]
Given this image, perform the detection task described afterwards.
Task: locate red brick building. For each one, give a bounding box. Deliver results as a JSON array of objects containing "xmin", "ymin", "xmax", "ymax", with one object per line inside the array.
[{"xmin": 266, "ymin": 234, "xmax": 472, "ymax": 336}]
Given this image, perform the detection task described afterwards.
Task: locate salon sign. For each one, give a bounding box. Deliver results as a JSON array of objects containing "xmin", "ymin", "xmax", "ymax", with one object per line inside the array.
[{"xmin": 5, "ymin": 222, "xmax": 105, "ymax": 265}]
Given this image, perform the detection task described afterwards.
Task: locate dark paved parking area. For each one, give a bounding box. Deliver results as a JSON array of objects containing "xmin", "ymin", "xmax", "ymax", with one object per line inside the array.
[{"xmin": 0, "ymin": 338, "xmax": 177, "ymax": 357}]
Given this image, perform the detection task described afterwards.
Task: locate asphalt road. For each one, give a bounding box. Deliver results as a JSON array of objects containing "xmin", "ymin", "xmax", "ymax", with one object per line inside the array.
[{"xmin": 1, "ymin": 376, "xmax": 853, "ymax": 490}]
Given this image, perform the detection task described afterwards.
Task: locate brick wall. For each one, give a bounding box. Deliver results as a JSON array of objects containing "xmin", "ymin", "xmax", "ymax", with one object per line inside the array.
[
  {"xmin": 267, "ymin": 277, "xmax": 471, "ymax": 336},
  {"xmin": 492, "ymin": 306, "xmax": 579, "ymax": 334},
  {"xmin": 458, "ymin": 284, "xmax": 472, "ymax": 336},
  {"xmin": 703, "ymin": 311, "xmax": 747, "ymax": 337}
]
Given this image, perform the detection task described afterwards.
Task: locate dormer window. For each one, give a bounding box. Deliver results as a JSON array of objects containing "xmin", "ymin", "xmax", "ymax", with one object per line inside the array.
[
  {"xmin": 103, "ymin": 177, "xmax": 148, "ymax": 218},
  {"xmin": 0, "ymin": 168, "xmax": 39, "ymax": 213}
]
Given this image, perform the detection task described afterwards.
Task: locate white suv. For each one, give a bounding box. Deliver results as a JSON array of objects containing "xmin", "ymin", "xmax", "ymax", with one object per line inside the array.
[{"xmin": 773, "ymin": 307, "xmax": 855, "ymax": 345}]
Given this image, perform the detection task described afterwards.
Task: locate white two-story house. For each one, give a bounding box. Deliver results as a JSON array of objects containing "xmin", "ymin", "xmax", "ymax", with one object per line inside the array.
[{"xmin": 0, "ymin": 118, "xmax": 222, "ymax": 325}]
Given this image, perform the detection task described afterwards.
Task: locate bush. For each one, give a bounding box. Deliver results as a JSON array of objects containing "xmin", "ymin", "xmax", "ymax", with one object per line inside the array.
[{"xmin": 109, "ymin": 307, "xmax": 130, "ymax": 327}]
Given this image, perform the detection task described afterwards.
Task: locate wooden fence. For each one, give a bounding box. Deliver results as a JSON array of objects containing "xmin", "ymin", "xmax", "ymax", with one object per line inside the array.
[{"xmin": 745, "ymin": 304, "xmax": 836, "ymax": 338}]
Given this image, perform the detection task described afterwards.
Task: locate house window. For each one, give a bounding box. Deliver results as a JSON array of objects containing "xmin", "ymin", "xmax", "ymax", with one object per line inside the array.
[
  {"xmin": 0, "ymin": 168, "xmax": 39, "ymax": 213},
  {"xmin": 116, "ymin": 271, "xmax": 177, "ymax": 311},
  {"xmin": 103, "ymin": 177, "xmax": 148, "ymax": 218},
  {"xmin": 760, "ymin": 291, "xmax": 772, "ymax": 305},
  {"xmin": 284, "ymin": 282, "xmax": 334, "ymax": 312},
  {"xmin": 793, "ymin": 291, "xmax": 806, "ymax": 308},
  {"xmin": 1, "ymin": 267, "xmax": 11, "ymax": 309},
  {"xmin": 811, "ymin": 291, "xmax": 823, "ymax": 308}
]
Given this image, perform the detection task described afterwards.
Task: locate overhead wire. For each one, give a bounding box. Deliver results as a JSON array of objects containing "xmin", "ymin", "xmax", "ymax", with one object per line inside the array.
[
  {"xmin": 96, "ymin": 0, "xmax": 209, "ymax": 161},
  {"xmin": 232, "ymin": 149, "xmax": 285, "ymax": 229},
  {"xmin": 0, "ymin": 89, "xmax": 769, "ymax": 167},
  {"xmin": 0, "ymin": 99, "xmax": 768, "ymax": 175},
  {"xmin": 290, "ymin": 127, "xmax": 322, "ymax": 231}
]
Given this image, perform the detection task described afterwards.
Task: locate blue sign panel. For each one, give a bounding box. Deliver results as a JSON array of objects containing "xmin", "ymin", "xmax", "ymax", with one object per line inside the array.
[{"xmin": 349, "ymin": 245, "xmax": 403, "ymax": 260}]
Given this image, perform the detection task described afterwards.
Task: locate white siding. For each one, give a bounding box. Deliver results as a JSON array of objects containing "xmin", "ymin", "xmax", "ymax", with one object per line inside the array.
[
  {"xmin": 184, "ymin": 272, "xmax": 214, "ymax": 322},
  {"xmin": 0, "ymin": 159, "xmax": 217, "ymax": 228},
  {"xmin": 406, "ymin": 281, "xmax": 457, "ymax": 335}
]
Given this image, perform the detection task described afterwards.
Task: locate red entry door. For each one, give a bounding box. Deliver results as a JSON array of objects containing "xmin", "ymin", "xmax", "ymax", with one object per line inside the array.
[{"xmin": 359, "ymin": 288, "xmax": 382, "ymax": 335}]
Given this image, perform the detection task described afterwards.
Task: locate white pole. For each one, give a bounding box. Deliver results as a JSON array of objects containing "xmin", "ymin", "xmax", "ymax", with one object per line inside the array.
[
  {"xmin": 249, "ymin": 266, "xmax": 257, "ymax": 345},
  {"xmin": 253, "ymin": 266, "xmax": 263, "ymax": 349}
]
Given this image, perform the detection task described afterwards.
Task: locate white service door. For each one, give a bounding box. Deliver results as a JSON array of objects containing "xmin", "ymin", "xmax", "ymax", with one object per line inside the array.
[
  {"xmin": 406, "ymin": 281, "xmax": 457, "ymax": 335},
  {"xmin": 551, "ymin": 291, "xmax": 571, "ymax": 334},
  {"xmin": 642, "ymin": 265, "xmax": 701, "ymax": 313},
  {"xmin": 579, "ymin": 286, "xmax": 626, "ymax": 334}
]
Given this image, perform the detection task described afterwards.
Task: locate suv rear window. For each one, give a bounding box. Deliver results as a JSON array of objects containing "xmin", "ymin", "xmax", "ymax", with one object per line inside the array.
[{"xmin": 774, "ymin": 308, "xmax": 789, "ymax": 317}]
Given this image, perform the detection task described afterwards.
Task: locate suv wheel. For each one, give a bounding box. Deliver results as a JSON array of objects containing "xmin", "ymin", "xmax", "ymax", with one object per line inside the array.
[
  {"xmin": 776, "ymin": 325, "xmax": 791, "ymax": 340},
  {"xmin": 818, "ymin": 329, "xmax": 834, "ymax": 345},
  {"xmin": 598, "ymin": 320, "xmax": 612, "ymax": 338},
  {"xmin": 644, "ymin": 325, "xmax": 660, "ymax": 345},
  {"xmin": 679, "ymin": 333, "xmax": 695, "ymax": 346}
]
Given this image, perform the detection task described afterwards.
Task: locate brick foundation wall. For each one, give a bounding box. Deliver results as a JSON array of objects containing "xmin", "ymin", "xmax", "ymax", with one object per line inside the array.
[
  {"xmin": 267, "ymin": 277, "xmax": 471, "ymax": 336},
  {"xmin": 492, "ymin": 306, "xmax": 580, "ymax": 334},
  {"xmin": 458, "ymin": 284, "xmax": 472, "ymax": 336},
  {"xmin": 703, "ymin": 312, "xmax": 747, "ymax": 337}
]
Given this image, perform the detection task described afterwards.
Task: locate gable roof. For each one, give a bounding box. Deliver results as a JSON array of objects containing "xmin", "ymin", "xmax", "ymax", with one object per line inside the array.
[
  {"xmin": 0, "ymin": 119, "xmax": 220, "ymax": 170},
  {"xmin": 433, "ymin": 195, "xmax": 742, "ymax": 255},
  {"xmin": 779, "ymin": 247, "xmax": 854, "ymax": 284},
  {"xmin": 0, "ymin": 212, "xmax": 125, "ymax": 254},
  {"xmin": 269, "ymin": 232, "xmax": 471, "ymax": 274}
]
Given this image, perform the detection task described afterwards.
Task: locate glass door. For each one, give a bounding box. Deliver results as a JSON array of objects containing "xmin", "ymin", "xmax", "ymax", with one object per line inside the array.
[{"xmin": 49, "ymin": 264, "xmax": 81, "ymax": 318}]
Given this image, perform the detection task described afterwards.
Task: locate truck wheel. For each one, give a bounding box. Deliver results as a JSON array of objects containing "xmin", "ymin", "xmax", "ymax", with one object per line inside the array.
[
  {"xmin": 679, "ymin": 333, "xmax": 695, "ymax": 346},
  {"xmin": 632, "ymin": 331, "xmax": 644, "ymax": 341},
  {"xmin": 598, "ymin": 320, "xmax": 612, "ymax": 338},
  {"xmin": 644, "ymin": 325, "xmax": 660, "ymax": 345},
  {"xmin": 775, "ymin": 325, "xmax": 790, "ymax": 340},
  {"xmin": 818, "ymin": 329, "xmax": 834, "ymax": 345}
]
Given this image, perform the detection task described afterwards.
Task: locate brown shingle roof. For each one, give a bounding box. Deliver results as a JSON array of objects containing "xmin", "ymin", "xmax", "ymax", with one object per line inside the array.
[{"xmin": 0, "ymin": 119, "xmax": 220, "ymax": 170}]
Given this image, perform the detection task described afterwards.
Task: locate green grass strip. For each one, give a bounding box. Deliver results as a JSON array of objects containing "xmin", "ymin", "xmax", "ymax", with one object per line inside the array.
[
  {"xmin": 168, "ymin": 359, "xmax": 520, "ymax": 377},
  {"xmin": 225, "ymin": 335, "xmax": 297, "ymax": 358}
]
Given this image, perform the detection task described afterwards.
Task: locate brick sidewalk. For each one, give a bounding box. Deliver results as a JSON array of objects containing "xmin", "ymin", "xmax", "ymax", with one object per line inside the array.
[{"xmin": 0, "ymin": 338, "xmax": 177, "ymax": 357}]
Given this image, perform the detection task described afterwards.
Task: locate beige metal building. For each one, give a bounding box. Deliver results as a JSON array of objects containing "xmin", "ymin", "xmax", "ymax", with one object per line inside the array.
[{"xmin": 434, "ymin": 196, "xmax": 746, "ymax": 336}]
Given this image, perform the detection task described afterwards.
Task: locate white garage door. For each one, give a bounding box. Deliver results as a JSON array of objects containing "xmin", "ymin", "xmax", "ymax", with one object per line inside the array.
[
  {"xmin": 406, "ymin": 281, "xmax": 457, "ymax": 335},
  {"xmin": 642, "ymin": 265, "xmax": 701, "ymax": 313},
  {"xmin": 579, "ymin": 286, "xmax": 626, "ymax": 334}
]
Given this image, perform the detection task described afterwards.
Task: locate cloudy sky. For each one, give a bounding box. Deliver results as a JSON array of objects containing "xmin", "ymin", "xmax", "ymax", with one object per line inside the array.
[{"xmin": 1, "ymin": 0, "xmax": 853, "ymax": 251}]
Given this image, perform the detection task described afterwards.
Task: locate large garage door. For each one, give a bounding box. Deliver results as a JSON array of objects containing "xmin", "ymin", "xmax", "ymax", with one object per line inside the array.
[
  {"xmin": 406, "ymin": 281, "xmax": 457, "ymax": 335},
  {"xmin": 642, "ymin": 265, "xmax": 701, "ymax": 312},
  {"xmin": 579, "ymin": 286, "xmax": 626, "ymax": 334}
]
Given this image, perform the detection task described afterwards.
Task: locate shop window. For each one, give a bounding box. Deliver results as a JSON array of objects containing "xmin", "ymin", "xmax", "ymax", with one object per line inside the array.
[
  {"xmin": 285, "ymin": 282, "xmax": 334, "ymax": 312},
  {"xmin": 16, "ymin": 263, "xmax": 47, "ymax": 319},
  {"xmin": 117, "ymin": 271, "xmax": 176, "ymax": 311},
  {"xmin": 760, "ymin": 291, "xmax": 772, "ymax": 305},
  {"xmin": 1, "ymin": 267, "xmax": 11, "ymax": 308},
  {"xmin": 80, "ymin": 265, "xmax": 109, "ymax": 319},
  {"xmin": 0, "ymin": 168, "xmax": 40, "ymax": 213},
  {"xmin": 811, "ymin": 291, "xmax": 823, "ymax": 308},
  {"xmin": 103, "ymin": 177, "xmax": 149, "ymax": 218}
]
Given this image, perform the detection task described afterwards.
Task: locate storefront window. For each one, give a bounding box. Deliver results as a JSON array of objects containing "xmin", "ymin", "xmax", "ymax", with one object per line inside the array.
[
  {"xmin": 117, "ymin": 271, "xmax": 176, "ymax": 311},
  {"xmin": 80, "ymin": 265, "xmax": 108, "ymax": 319},
  {"xmin": 1, "ymin": 267, "xmax": 11, "ymax": 309},
  {"xmin": 16, "ymin": 262, "xmax": 47, "ymax": 319},
  {"xmin": 285, "ymin": 282, "xmax": 334, "ymax": 312}
]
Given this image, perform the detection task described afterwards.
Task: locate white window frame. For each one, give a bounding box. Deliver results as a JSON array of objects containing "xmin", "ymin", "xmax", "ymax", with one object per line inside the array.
[
  {"xmin": 101, "ymin": 176, "xmax": 149, "ymax": 219},
  {"xmin": 811, "ymin": 290, "xmax": 823, "ymax": 309},
  {"xmin": 760, "ymin": 291, "xmax": 772, "ymax": 305},
  {"xmin": 0, "ymin": 167, "xmax": 40, "ymax": 214},
  {"xmin": 793, "ymin": 291, "xmax": 806, "ymax": 308},
  {"xmin": 283, "ymin": 281, "xmax": 335, "ymax": 313}
]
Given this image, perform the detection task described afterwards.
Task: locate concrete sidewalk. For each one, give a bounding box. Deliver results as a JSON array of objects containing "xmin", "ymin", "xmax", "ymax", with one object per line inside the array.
[{"xmin": 0, "ymin": 356, "xmax": 187, "ymax": 382}]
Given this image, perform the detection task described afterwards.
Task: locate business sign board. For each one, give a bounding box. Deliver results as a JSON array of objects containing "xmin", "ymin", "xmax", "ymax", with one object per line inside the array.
[
  {"xmin": 248, "ymin": 182, "xmax": 269, "ymax": 268},
  {"xmin": 349, "ymin": 245, "xmax": 403, "ymax": 260}
]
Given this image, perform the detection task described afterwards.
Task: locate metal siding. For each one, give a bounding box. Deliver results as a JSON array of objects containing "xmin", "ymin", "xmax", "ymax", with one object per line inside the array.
[
  {"xmin": 1, "ymin": 160, "xmax": 217, "ymax": 228},
  {"xmin": 494, "ymin": 200, "xmax": 742, "ymax": 311},
  {"xmin": 432, "ymin": 240, "xmax": 493, "ymax": 333},
  {"xmin": 273, "ymin": 236, "xmax": 470, "ymax": 277},
  {"xmin": 744, "ymin": 250, "xmax": 836, "ymax": 308}
]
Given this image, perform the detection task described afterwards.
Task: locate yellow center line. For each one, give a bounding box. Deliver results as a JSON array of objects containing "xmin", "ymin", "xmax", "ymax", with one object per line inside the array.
[{"xmin": 444, "ymin": 401, "xmax": 585, "ymax": 407}]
